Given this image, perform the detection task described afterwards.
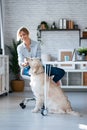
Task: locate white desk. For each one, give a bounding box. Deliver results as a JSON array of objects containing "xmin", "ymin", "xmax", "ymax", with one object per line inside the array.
[{"xmin": 43, "ymin": 61, "xmax": 87, "ymax": 90}]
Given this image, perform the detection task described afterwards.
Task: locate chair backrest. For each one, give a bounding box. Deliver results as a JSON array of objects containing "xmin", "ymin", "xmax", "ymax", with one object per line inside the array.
[
  {"xmin": 20, "ymin": 69, "xmax": 30, "ymax": 80},
  {"xmin": 21, "ymin": 74, "xmax": 30, "ymax": 80}
]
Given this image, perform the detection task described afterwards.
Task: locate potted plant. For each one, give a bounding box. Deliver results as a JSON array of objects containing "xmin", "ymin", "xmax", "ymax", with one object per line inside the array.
[
  {"xmin": 76, "ymin": 48, "xmax": 87, "ymax": 61},
  {"xmin": 6, "ymin": 39, "xmax": 25, "ymax": 92}
]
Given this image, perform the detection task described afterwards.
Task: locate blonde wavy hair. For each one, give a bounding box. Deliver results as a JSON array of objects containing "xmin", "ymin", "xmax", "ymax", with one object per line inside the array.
[{"xmin": 17, "ymin": 26, "xmax": 29, "ymax": 41}]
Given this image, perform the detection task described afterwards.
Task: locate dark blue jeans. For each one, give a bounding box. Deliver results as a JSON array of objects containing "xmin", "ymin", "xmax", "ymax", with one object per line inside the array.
[
  {"xmin": 22, "ymin": 65, "xmax": 65, "ymax": 83},
  {"xmin": 45, "ymin": 65, "xmax": 65, "ymax": 83}
]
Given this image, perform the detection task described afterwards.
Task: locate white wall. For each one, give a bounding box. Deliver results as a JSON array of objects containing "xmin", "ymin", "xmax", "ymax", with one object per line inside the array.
[
  {"xmin": 41, "ymin": 30, "xmax": 80, "ymax": 60},
  {"xmin": 3, "ymin": 0, "xmax": 87, "ymax": 49}
]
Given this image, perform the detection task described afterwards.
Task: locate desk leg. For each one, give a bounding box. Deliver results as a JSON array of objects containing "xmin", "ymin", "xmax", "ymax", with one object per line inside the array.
[{"xmin": 41, "ymin": 64, "xmax": 48, "ymax": 116}]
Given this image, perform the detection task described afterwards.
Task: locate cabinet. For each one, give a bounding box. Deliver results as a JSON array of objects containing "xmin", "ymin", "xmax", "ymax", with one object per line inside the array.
[
  {"xmin": 0, "ymin": 55, "xmax": 9, "ymax": 95},
  {"xmin": 44, "ymin": 61, "xmax": 87, "ymax": 90}
]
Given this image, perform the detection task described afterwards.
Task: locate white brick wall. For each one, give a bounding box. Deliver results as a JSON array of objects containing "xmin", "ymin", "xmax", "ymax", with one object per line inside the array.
[
  {"xmin": 2, "ymin": 0, "xmax": 87, "ymax": 48},
  {"xmin": 41, "ymin": 30, "xmax": 80, "ymax": 60}
]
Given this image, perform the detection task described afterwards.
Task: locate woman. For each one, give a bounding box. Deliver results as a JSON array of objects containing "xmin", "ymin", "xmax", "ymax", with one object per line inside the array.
[{"xmin": 17, "ymin": 27, "xmax": 65, "ymax": 86}]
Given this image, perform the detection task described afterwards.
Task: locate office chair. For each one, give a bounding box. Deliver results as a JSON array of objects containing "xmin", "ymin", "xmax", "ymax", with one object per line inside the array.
[{"xmin": 19, "ymin": 69, "xmax": 35, "ymax": 109}]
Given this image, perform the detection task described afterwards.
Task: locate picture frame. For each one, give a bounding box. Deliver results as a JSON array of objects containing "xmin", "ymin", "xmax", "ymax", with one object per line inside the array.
[{"xmin": 58, "ymin": 49, "xmax": 75, "ymax": 69}]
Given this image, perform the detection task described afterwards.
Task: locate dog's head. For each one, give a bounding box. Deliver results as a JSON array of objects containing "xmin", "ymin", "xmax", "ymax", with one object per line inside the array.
[{"xmin": 26, "ymin": 57, "xmax": 44, "ymax": 74}]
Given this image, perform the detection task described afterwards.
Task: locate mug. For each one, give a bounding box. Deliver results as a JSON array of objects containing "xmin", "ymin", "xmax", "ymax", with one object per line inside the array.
[{"xmin": 64, "ymin": 56, "xmax": 69, "ymax": 61}]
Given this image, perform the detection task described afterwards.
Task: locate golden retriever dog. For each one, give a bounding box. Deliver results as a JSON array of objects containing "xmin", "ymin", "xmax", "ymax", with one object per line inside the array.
[{"xmin": 27, "ymin": 57, "xmax": 79, "ymax": 115}]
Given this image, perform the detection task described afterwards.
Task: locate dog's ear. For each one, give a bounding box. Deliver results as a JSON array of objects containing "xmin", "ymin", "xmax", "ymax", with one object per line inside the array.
[{"xmin": 26, "ymin": 57, "xmax": 35, "ymax": 67}]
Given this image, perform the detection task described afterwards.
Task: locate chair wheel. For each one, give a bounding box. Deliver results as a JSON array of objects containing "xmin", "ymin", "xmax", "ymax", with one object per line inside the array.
[
  {"xmin": 19, "ymin": 103, "xmax": 26, "ymax": 109},
  {"xmin": 5, "ymin": 92, "xmax": 8, "ymax": 96},
  {"xmin": 41, "ymin": 108, "xmax": 48, "ymax": 116}
]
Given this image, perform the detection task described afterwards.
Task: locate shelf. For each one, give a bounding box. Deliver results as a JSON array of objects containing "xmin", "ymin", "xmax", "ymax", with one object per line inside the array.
[
  {"xmin": 80, "ymin": 37, "xmax": 87, "ymax": 39},
  {"xmin": 61, "ymin": 86, "xmax": 87, "ymax": 89},
  {"xmin": 40, "ymin": 29, "xmax": 80, "ymax": 31},
  {"xmin": 43, "ymin": 61, "xmax": 87, "ymax": 65},
  {"xmin": 64, "ymin": 69, "xmax": 87, "ymax": 72}
]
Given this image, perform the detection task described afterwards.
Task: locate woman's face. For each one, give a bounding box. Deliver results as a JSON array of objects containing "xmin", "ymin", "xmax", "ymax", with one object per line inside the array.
[{"xmin": 19, "ymin": 31, "xmax": 29, "ymax": 41}]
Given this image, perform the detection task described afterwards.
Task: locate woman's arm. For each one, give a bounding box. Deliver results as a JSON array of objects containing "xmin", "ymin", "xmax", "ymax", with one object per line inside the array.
[{"xmin": 17, "ymin": 45, "xmax": 29, "ymax": 68}]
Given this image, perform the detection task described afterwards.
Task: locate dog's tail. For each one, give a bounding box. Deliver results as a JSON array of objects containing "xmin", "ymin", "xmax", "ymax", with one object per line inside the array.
[{"xmin": 67, "ymin": 110, "xmax": 82, "ymax": 116}]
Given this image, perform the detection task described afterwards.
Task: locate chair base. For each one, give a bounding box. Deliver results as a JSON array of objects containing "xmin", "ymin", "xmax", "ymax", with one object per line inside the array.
[{"xmin": 19, "ymin": 97, "xmax": 35, "ymax": 109}]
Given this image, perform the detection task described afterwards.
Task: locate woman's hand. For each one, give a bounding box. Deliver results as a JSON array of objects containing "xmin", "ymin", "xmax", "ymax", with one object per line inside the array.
[
  {"xmin": 21, "ymin": 58, "xmax": 29, "ymax": 67},
  {"xmin": 21, "ymin": 62, "xmax": 29, "ymax": 67}
]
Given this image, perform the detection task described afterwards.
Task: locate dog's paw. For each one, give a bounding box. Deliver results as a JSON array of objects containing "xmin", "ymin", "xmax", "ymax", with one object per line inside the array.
[{"xmin": 32, "ymin": 108, "xmax": 39, "ymax": 113}]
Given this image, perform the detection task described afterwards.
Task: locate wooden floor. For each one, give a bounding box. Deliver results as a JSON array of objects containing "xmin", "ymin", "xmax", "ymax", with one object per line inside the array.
[{"xmin": 0, "ymin": 91, "xmax": 87, "ymax": 130}]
